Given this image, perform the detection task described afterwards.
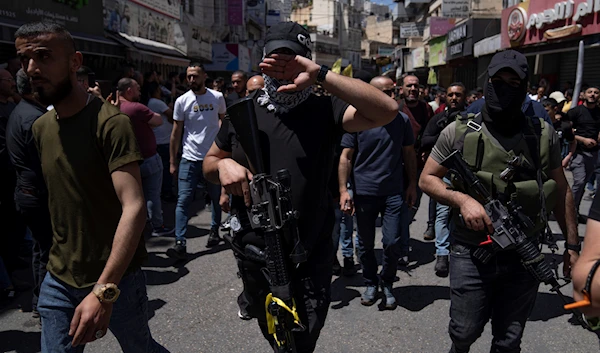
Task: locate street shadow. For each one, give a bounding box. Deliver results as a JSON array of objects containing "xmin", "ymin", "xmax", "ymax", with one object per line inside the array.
[
  {"xmin": 398, "ymin": 239, "xmax": 436, "ymax": 273},
  {"xmin": 392, "ymin": 285, "xmax": 450, "ymax": 312},
  {"xmin": 0, "ymin": 330, "xmax": 41, "ymax": 353},
  {"xmin": 144, "ymin": 267, "xmax": 191, "ymax": 286},
  {"xmin": 147, "ymin": 298, "xmax": 167, "ymax": 321},
  {"xmin": 330, "ymin": 274, "xmax": 364, "ymax": 310}
]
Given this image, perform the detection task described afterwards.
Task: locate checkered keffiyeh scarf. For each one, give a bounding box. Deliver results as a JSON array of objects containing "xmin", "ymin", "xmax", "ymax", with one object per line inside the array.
[{"xmin": 257, "ymin": 74, "xmax": 312, "ymax": 114}]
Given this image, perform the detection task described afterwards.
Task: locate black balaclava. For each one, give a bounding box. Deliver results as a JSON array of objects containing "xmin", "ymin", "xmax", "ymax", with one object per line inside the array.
[{"xmin": 483, "ymin": 73, "xmax": 528, "ymax": 136}]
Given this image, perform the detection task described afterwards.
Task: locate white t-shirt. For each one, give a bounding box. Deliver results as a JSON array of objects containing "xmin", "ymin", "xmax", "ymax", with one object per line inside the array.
[
  {"xmin": 148, "ymin": 98, "xmax": 172, "ymax": 145},
  {"xmin": 174, "ymin": 89, "xmax": 226, "ymax": 161}
]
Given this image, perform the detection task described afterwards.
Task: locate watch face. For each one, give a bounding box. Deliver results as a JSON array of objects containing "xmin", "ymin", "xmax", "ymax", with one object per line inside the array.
[{"xmin": 104, "ymin": 288, "xmax": 116, "ymax": 301}]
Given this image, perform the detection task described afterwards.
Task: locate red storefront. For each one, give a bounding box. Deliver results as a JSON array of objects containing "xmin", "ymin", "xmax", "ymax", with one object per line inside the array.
[{"xmin": 501, "ymin": 0, "xmax": 600, "ymax": 90}]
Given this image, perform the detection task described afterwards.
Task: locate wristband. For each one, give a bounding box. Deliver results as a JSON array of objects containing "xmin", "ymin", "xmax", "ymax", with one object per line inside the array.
[
  {"xmin": 566, "ymin": 243, "xmax": 582, "ymax": 252},
  {"xmin": 316, "ymin": 65, "xmax": 329, "ymax": 85}
]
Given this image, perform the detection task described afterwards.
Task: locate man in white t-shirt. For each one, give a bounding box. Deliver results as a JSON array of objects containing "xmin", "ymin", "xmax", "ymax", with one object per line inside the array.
[
  {"xmin": 147, "ymin": 82, "xmax": 175, "ymax": 201},
  {"xmin": 167, "ymin": 63, "xmax": 226, "ymax": 258}
]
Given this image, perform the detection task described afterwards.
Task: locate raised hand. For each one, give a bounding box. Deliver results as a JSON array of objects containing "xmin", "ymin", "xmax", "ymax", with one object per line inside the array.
[{"xmin": 259, "ymin": 54, "xmax": 321, "ymax": 93}]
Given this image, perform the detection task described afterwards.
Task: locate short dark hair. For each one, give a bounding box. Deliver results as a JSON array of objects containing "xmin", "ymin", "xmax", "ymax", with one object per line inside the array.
[
  {"xmin": 215, "ymin": 76, "xmax": 224, "ymax": 83},
  {"xmin": 542, "ymin": 98, "xmax": 558, "ymax": 108},
  {"xmin": 189, "ymin": 62, "xmax": 205, "ymax": 72},
  {"xmin": 117, "ymin": 77, "xmax": 136, "ymax": 93},
  {"xmin": 15, "ymin": 21, "xmax": 75, "ymax": 53},
  {"xmin": 401, "ymin": 74, "xmax": 419, "ymax": 86},
  {"xmin": 475, "ymin": 87, "xmax": 483, "ymax": 94},
  {"xmin": 565, "ymin": 89, "xmax": 574, "ymax": 97},
  {"xmin": 448, "ymin": 82, "xmax": 466, "ymax": 92},
  {"xmin": 232, "ymin": 70, "xmax": 248, "ymax": 80},
  {"xmin": 16, "ymin": 69, "xmax": 32, "ymax": 96},
  {"xmin": 76, "ymin": 66, "xmax": 91, "ymax": 78},
  {"xmin": 468, "ymin": 90, "xmax": 478, "ymax": 96},
  {"xmin": 146, "ymin": 81, "xmax": 160, "ymax": 97}
]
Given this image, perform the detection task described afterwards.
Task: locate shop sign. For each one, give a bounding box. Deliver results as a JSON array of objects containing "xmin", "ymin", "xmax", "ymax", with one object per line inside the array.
[
  {"xmin": 502, "ymin": 0, "xmax": 600, "ymax": 48},
  {"xmin": 429, "ymin": 36, "xmax": 447, "ymax": 67},
  {"xmin": 0, "ymin": 0, "xmax": 104, "ymax": 36},
  {"xmin": 474, "ymin": 34, "xmax": 501, "ymax": 57},
  {"xmin": 441, "ymin": 0, "xmax": 470, "ymax": 18},
  {"xmin": 188, "ymin": 26, "xmax": 212, "ymax": 61},
  {"xmin": 131, "ymin": 0, "xmax": 181, "ymax": 21},
  {"xmin": 400, "ymin": 22, "xmax": 422, "ymax": 38},
  {"xmin": 447, "ymin": 23, "xmax": 467, "ymax": 44},
  {"xmin": 412, "ymin": 47, "xmax": 425, "ymax": 68}
]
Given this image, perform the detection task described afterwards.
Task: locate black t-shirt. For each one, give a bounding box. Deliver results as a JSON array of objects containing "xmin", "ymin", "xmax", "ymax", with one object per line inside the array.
[
  {"xmin": 567, "ymin": 105, "xmax": 600, "ymax": 152},
  {"xmin": 0, "ymin": 100, "xmax": 17, "ymax": 185},
  {"xmin": 6, "ymin": 99, "xmax": 47, "ymax": 203},
  {"xmin": 553, "ymin": 119, "xmax": 575, "ymax": 145},
  {"xmin": 225, "ymin": 91, "xmax": 244, "ymax": 107},
  {"xmin": 215, "ymin": 92, "xmax": 348, "ymax": 251}
]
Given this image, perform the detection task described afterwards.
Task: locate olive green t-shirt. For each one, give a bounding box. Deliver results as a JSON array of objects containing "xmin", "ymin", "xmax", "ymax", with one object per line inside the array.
[{"xmin": 32, "ymin": 98, "xmax": 146, "ymax": 288}]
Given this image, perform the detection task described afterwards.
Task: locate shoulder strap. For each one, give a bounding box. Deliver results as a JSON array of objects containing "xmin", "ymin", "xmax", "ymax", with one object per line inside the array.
[{"xmin": 453, "ymin": 112, "xmax": 483, "ymax": 152}]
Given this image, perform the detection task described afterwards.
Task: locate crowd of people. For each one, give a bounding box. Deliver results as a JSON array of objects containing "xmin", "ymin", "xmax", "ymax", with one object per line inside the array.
[{"xmin": 0, "ymin": 20, "xmax": 599, "ymax": 353}]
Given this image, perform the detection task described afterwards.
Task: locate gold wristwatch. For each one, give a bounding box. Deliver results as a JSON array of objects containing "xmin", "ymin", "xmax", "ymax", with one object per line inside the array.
[{"xmin": 92, "ymin": 283, "xmax": 121, "ymax": 303}]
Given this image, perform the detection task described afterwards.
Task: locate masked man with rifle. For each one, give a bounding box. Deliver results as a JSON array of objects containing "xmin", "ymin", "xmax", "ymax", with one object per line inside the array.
[
  {"xmin": 203, "ymin": 22, "xmax": 398, "ymax": 352},
  {"xmin": 419, "ymin": 50, "xmax": 580, "ymax": 352}
]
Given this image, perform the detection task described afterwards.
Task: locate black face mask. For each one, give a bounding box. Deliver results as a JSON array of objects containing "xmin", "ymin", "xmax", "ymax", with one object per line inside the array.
[
  {"xmin": 485, "ymin": 80, "xmax": 526, "ymax": 115},
  {"xmin": 483, "ymin": 79, "xmax": 527, "ymax": 135}
]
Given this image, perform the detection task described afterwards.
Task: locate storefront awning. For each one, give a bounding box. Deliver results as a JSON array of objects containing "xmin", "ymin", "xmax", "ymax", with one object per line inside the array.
[
  {"xmin": 474, "ymin": 34, "xmax": 501, "ymax": 58},
  {"xmin": 106, "ymin": 31, "xmax": 189, "ymax": 66}
]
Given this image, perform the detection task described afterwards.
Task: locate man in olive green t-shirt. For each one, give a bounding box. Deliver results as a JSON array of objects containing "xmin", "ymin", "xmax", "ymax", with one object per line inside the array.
[{"xmin": 16, "ymin": 22, "xmax": 168, "ymax": 352}]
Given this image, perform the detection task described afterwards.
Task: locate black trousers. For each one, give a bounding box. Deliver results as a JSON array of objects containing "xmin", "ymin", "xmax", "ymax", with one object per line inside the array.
[
  {"xmin": 15, "ymin": 194, "xmax": 53, "ymax": 309},
  {"xmin": 235, "ymin": 228, "xmax": 333, "ymax": 353},
  {"xmin": 0, "ymin": 185, "xmax": 26, "ymax": 275}
]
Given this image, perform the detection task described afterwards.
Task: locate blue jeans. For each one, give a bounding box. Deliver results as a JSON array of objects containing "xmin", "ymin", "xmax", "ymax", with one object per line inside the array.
[
  {"xmin": 355, "ymin": 193, "xmax": 409, "ymax": 285},
  {"xmin": 175, "ymin": 158, "xmax": 221, "ymax": 242},
  {"xmin": 435, "ymin": 202, "xmax": 451, "ymax": 256},
  {"xmin": 38, "ymin": 270, "xmax": 168, "ymax": 353},
  {"xmin": 332, "ymin": 207, "xmax": 354, "ymax": 258},
  {"xmin": 140, "ymin": 153, "xmax": 164, "ymax": 228},
  {"xmin": 449, "ymin": 243, "xmax": 539, "ymax": 353},
  {"xmin": 156, "ymin": 144, "xmax": 174, "ymax": 196}
]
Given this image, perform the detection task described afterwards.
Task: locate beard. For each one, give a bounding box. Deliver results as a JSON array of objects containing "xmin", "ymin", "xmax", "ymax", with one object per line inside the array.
[
  {"xmin": 35, "ymin": 76, "xmax": 73, "ymax": 106},
  {"xmin": 190, "ymin": 82, "xmax": 204, "ymax": 92}
]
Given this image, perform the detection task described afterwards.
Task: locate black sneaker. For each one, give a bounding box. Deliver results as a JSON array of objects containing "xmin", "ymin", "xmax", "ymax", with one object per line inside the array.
[
  {"xmin": 238, "ymin": 308, "xmax": 252, "ymax": 321},
  {"xmin": 423, "ymin": 224, "xmax": 435, "ymax": 241},
  {"xmin": 206, "ymin": 228, "xmax": 221, "ymax": 248},
  {"xmin": 167, "ymin": 241, "xmax": 187, "ymax": 260},
  {"xmin": 342, "ymin": 257, "xmax": 357, "ymax": 276},
  {"xmin": 434, "ymin": 255, "xmax": 449, "ymax": 277},
  {"xmin": 332, "ymin": 258, "xmax": 342, "ymax": 276},
  {"xmin": 151, "ymin": 225, "xmax": 175, "ymax": 237}
]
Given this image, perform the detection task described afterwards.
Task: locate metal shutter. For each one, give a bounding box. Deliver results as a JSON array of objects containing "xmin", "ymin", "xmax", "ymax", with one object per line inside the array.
[{"xmin": 559, "ymin": 47, "xmax": 600, "ymax": 89}]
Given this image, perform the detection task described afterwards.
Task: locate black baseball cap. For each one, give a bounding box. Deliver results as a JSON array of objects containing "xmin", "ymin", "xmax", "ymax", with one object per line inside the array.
[
  {"xmin": 488, "ymin": 49, "xmax": 528, "ymax": 80},
  {"xmin": 264, "ymin": 22, "xmax": 312, "ymax": 57}
]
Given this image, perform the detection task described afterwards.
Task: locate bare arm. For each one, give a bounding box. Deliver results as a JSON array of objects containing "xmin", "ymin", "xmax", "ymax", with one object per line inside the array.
[
  {"xmin": 549, "ymin": 167, "xmax": 580, "ymax": 277},
  {"xmin": 419, "ymin": 156, "xmax": 493, "ymax": 233},
  {"xmin": 321, "ymin": 73, "xmax": 398, "ymax": 133},
  {"xmin": 169, "ymin": 120, "xmax": 184, "ymax": 173},
  {"xmin": 203, "ymin": 142, "xmax": 253, "ymax": 206},
  {"xmin": 163, "ymin": 108, "xmax": 174, "ymax": 124},
  {"xmin": 573, "ymin": 218, "xmax": 600, "ymax": 316},
  {"xmin": 148, "ymin": 113, "xmax": 163, "ymax": 128},
  {"xmin": 338, "ymin": 148, "xmax": 354, "ymax": 214},
  {"xmin": 97, "ymin": 161, "xmax": 146, "ymax": 284}
]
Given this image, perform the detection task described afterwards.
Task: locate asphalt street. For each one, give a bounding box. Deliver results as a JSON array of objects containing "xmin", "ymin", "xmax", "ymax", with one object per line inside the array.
[{"xmin": 1, "ymin": 189, "xmax": 599, "ymax": 353}]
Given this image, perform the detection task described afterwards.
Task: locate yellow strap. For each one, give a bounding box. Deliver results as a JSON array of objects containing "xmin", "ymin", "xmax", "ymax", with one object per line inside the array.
[{"xmin": 265, "ymin": 293, "xmax": 302, "ymax": 346}]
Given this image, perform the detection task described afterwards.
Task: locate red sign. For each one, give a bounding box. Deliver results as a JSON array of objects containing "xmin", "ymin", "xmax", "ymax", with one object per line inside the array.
[
  {"xmin": 430, "ymin": 17, "xmax": 457, "ymax": 37},
  {"xmin": 501, "ymin": 0, "xmax": 600, "ymax": 49}
]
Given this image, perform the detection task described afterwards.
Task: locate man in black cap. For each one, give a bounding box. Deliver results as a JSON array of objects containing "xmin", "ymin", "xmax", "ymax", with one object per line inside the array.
[
  {"xmin": 419, "ymin": 49, "xmax": 579, "ymax": 352},
  {"xmin": 203, "ymin": 22, "xmax": 398, "ymax": 352}
]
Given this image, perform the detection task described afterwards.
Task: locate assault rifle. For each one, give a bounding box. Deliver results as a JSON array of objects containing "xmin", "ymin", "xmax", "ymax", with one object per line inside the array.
[
  {"xmin": 227, "ymin": 98, "xmax": 308, "ymax": 352},
  {"xmin": 441, "ymin": 150, "xmax": 589, "ymax": 329}
]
